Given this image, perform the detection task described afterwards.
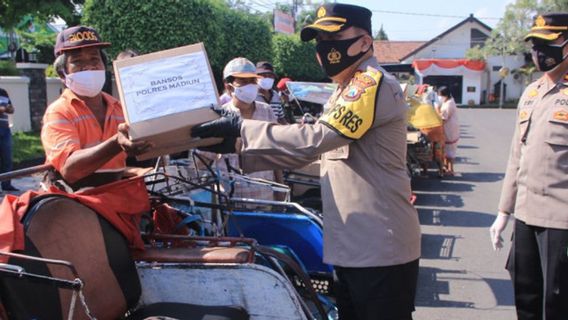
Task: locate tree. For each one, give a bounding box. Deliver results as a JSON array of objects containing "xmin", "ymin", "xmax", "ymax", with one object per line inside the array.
[
  {"xmin": 471, "ymin": 0, "xmax": 568, "ymax": 59},
  {"xmin": 272, "ymin": 33, "xmax": 325, "ymax": 81},
  {"xmin": 295, "ymin": 4, "xmax": 318, "ymax": 33},
  {"xmin": 0, "ymin": 0, "xmax": 83, "ymax": 30},
  {"xmin": 374, "ymin": 25, "xmax": 388, "ymax": 41},
  {"xmin": 15, "ymin": 16, "xmax": 57, "ymax": 63},
  {"xmin": 465, "ymin": 45, "xmax": 485, "ymax": 60},
  {"xmin": 540, "ymin": 0, "xmax": 568, "ymax": 12},
  {"xmin": 83, "ymin": 0, "xmax": 272, "ymax": 88}
]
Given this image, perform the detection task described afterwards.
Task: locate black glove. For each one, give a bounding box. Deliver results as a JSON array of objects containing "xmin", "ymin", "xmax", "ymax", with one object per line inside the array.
[
  {"xmin": 196, "ymin": 137, "xmax": 237, "ymax": 154},
  {"xmin": 191, "ymin": 106, "xmax": 242, "ymax": 139}
]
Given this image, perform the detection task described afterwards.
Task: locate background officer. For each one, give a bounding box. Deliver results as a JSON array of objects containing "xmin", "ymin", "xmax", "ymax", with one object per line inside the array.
[
  {"xmin": 490, "ymin": 13, "xmax": 568, "ymax": 320},
  {"xmin": 193, "ymin": 3, "xmax": 421, "ymax": 319}
]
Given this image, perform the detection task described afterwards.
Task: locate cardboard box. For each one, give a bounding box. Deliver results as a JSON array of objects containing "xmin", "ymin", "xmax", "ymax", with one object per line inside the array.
[{"xmin": 113, "ymin": 43, "xmax": 222, "ymax": 160}]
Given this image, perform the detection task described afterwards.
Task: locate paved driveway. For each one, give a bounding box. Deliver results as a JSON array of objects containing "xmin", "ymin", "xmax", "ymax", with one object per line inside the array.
[{"xmin": 414, "ymin": 108, "xmax": 517, "ymax": 319}]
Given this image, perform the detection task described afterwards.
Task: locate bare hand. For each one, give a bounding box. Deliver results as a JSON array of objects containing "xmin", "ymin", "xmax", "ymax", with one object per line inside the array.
[{"xmin": 117, "ymin": 123, "xmax": 153, "ymax": 155}]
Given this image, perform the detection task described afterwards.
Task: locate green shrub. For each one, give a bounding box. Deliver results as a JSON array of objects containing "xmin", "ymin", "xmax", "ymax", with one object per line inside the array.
[
  {"xmin": 45, "ymin": 64, "xmax": 58, "ymax": 78},
  {"xmin": 0, "ymin": 60, "xmax": 20, "ymax": 76},
  {"xmin": 272, "ymin": 34, "xmax": 325, "ymax": 82},
  {"xmin": 12, "ymin": 131, "xmax": 44, "ymax": 164},
  {"xmin": 216, "ymin": 9, "xmax": 273, "ymax": 77},
  {"xmin": 82, "ymin": 0, "xmax": 272, "ymax": 88}
]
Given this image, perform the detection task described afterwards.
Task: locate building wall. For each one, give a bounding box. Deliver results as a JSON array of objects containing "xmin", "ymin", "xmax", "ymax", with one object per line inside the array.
[
  {"xmin": 0, "ymin": 76, "xmax": 31, "ymax": 132},
  {"xmin": 462, "ymin": 72, "xmax": 483, "ymax": 105},
  {"xmin": 403, "ymin": 20, "xmax": 527, "ymax": 103},
  {"xmin": 485, "ymin": 55, "xmax": 526, "ymax": 101},
  {"xmin": 46, "ymin": 77, "xmax": 64, "ymax": 105},
  {"xmin": 402, "ymin": 22, "xmax": 491, "ymax": 62}
]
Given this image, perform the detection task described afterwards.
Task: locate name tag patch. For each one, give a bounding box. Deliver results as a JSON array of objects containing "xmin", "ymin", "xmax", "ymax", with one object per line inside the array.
[
  {"xmin": 519, "ymin": 110, "xmax": 530, "ymax": 121},
  {"xmin": 552, "ymin": 110, "xmax": 568, "ymax": 122}
]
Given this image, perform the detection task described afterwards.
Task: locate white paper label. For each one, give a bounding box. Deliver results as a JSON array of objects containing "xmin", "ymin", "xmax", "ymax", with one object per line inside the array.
[{"xmin": 119, "ymin": 50, "xmax": 218, "ymax": 124}]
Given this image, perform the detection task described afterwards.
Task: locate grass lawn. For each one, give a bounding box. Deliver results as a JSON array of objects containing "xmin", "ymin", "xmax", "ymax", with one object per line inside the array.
[{"xmin": 12, "ymin": 131, "xmax": 45, "ymax": 165}]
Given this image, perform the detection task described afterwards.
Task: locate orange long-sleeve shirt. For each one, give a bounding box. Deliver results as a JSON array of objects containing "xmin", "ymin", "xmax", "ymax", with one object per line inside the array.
[{"xmin": 41, "ymin": 88, "xmax": 127, "ymax": 174}]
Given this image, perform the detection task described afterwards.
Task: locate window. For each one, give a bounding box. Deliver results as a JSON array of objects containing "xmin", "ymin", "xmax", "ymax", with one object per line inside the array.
[{"xmin": 471, "ymin": 28, "xmax": 488, "ymax": 48}]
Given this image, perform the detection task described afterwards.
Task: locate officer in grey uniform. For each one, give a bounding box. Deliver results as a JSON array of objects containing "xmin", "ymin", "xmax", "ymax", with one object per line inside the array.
[
  {"xmin": 490, "ymin": 13, "xmax": 568, "ymax": 320},
  {"xmin": 193, "ymin": 3, "xmax": 421, "ymax": 319}
]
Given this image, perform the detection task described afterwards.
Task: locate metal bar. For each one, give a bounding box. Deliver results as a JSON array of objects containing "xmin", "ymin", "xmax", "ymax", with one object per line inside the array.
[
  {"xmin": 229, "ymin": 197, "xmax": 323, "ymax": 227},
  {"xmin": 0, "ymin": 251, "xmax": 79, "ymax": 277},
  {"xmin": 0, "ymin": 267, "xmax": 82, "ymax": 290},
  {"xmin": 0, "ymin": 164, "xmax": 53, "ymax": 182},
  {"xmin": 283, "ymin": 178, "xmax": 320, "ymax": 187}
]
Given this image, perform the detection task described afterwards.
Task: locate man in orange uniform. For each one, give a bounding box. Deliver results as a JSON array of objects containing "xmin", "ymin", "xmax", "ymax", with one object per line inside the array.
[{"xmin": 42, "ymin": 25, "xmax": 151, "ymax": 191}]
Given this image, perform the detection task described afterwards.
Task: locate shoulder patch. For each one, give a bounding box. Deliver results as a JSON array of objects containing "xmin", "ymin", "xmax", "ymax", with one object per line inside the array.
[
  {"xmin": 319, "ymin": 70, "xmax": 383, "ymax": 139},
  {"xmin": 528, "ymin": 88, "xmax": 539, "ymax": 97}
]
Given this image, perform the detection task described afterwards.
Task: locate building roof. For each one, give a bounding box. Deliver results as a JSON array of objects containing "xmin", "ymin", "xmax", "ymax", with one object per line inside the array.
[
  {"xmin": 374, "ymin": 40, "xmax": 426, "ymax": 64},
  {"xmin": 400, "ymin": 14, "xmax": 492, "ymax": 62}
]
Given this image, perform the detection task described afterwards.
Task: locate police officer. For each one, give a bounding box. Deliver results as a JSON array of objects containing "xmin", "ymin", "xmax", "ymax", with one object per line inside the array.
[
  {"xmin": 490, "ymin": 13, "xmax": 568, "ymax": 320},
  {"xmin": 193, "ymin": 3, "xmax": 420, "ymax": 319}
]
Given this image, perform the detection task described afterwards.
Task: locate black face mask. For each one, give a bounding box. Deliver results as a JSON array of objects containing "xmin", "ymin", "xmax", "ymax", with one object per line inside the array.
[
  {"xmin": 316, "ymin": 35, "xmax": 369, "ymax": 77},
  {"xmin": 531, "ymin": 39, "xmax": 568, "ymax": 72}
]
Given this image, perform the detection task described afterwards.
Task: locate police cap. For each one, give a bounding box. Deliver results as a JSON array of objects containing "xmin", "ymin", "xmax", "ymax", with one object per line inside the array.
[
  {"xmin": 525, "ymin": 13, "xmax": 568, "ymax": 42},
  {"xmin": 300, "ymin": 3, "xmax": 372, "ymax": 42}
]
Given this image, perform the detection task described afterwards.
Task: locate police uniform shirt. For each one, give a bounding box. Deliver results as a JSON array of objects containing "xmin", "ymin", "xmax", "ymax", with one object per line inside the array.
[
  {"xmin": 499, "ymin": 73, "xmax": 568, "ymax": 229},
  {"xmin": 239, "ymin": 56, "xmax": 421, "ymax": 267}
]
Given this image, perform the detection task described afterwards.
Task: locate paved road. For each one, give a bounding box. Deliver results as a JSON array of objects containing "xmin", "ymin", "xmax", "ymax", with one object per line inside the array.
[{"xmin": 413, "ymin": 108, "xmax": 517, "ymax": 319}]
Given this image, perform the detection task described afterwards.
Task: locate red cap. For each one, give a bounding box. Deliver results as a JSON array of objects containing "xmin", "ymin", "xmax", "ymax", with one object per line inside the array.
[
  {"xmin": 54, "ymin": 25, "xmax": 110, "ymax": 56},
  {"xmin": 277, "ymin": 77, "xmax": 292, "ymax": 91}
]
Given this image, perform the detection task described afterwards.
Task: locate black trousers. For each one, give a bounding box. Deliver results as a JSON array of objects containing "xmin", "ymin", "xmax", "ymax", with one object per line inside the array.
[
  {"xmin": 334, "ymin": 259, "xmax": 419, "ymax": 320},
  {"xmin": 507, "ymin": 219, "xmax": 568, "ymax": 320}
]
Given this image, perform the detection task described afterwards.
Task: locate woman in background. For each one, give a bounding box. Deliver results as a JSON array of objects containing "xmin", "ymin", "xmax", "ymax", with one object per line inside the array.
[{"xmin": 437, "ymin": 86, "xmax": 459, "ymax": 176}]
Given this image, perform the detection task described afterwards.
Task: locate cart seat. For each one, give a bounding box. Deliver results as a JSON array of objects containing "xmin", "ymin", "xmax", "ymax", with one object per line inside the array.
[
  {"xmin": 0, "ymin": 196, "xmax": 249, "ymax": 319},
  {"xmin": 133, "ymin": 247, "xmax": 251, "ymax": 264}
]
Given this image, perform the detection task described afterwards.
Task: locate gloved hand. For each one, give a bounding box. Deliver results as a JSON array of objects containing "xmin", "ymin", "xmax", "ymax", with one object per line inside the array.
[
  {"xmin": 191, "ymin": 106, "xmax": 242, "ymax": 139},
  {"xmin": 191, "ymin": 107, "xmax": 242, "ymax": 154},
  {"xmin": 489, "ymin": 212, "xmax": 510, "ymax": 251},
  {"xmin": 196, "ymin": 137, "xmax": 237, "ymax": 154}
]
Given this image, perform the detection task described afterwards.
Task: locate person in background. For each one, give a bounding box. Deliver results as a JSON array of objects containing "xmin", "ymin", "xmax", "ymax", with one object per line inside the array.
[
  {"xmin": 256, "ymin": 61, "xmax": 287, "ymax": 124},
  {"xmin": 199, "ymin": 57, "xmax": 285, "ymax": 201},
  {"xmin": 116, "ymin": 48, "xmax": 139, "ymax": 60},
  {"xmin": 276, "ymin": 77, "xmax": 297, "ymax": 124},
  {"xmin": 490, "ymin": 12, "xmax": 568, "ymax": 320},
  {"xmin": 219, "ymin": 79, "xmax": 232, "ymax": 105},
  {"xmin": 192, "ymin": 4, "xmax": 421, "ymax": 319},
  {"xmin": 425, "ymin": 85, "xmax": 440, "ymax": 109},
  {"xmin": 437, "ymin": 86, "xmax": 459, "ymax": 176},
  {"xmin": 0, "ymin": 88, "xmax": 18, "ymax": 191}
]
